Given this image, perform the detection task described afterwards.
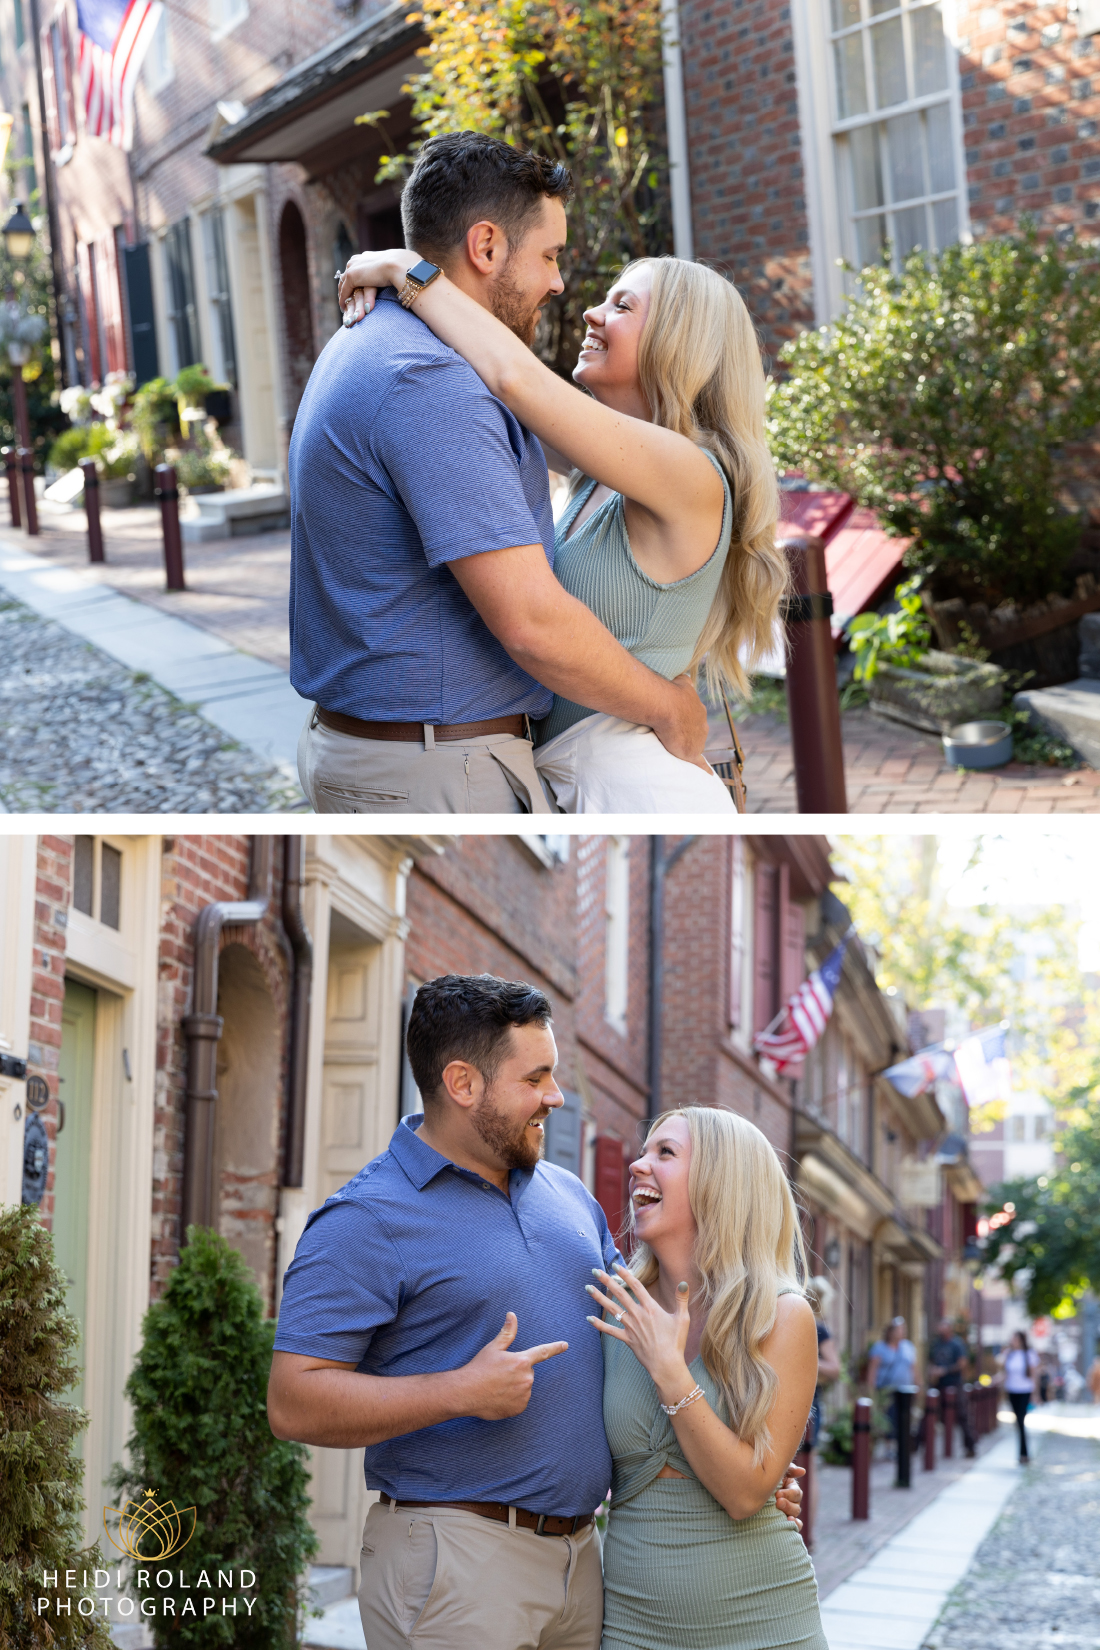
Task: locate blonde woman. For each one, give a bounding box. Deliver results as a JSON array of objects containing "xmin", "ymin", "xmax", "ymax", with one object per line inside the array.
[
  {"xmin": 584, "ymin": 1107, "xmax": 825, "ymax": 1650},
  {"xmin": 338, "ymin": 251, "xmax": 786, "ymax": 813}
]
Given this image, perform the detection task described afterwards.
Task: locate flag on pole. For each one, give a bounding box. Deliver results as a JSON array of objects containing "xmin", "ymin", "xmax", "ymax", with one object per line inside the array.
[
  {"xmin": 953, "ymin": 1024, "xmax": 1011, "ymax": 1107},
  {"xmin": 882, "ymin": 1044, "xmax": 956, "ymax": 1099},
  {"xmin": 752, "ymin": 927, "xmax": 854, "ymax": 1072},
  {"xmin": 76, "ymin": 0, "xmax": 162, "ymax": 151}
]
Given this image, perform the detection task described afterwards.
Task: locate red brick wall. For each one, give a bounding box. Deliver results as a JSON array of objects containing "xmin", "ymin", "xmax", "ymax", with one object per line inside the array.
[
  {"xmin": 153, "ymin": 835, "xmax": 290, "ymax": 1305},
  {"xmin": 574, "ymin": 835, "xmax": 650, "ymax": 1147},
  {"xmin": 679, "ymin": 0, "xmax": 814, "ymax": 358},
  {"xmin": 959, "ymin": 1, "xmax": 1100, "ymax": 239},
  {"xmin": 26, "ymin": 836, "xmax": 74, "ymax": 1231}
]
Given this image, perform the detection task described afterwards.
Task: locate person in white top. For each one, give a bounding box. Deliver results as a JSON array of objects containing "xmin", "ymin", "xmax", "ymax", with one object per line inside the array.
[{"xmin": 999, "ymin": 1330, "xmax": 1040, "ymax": 1463}]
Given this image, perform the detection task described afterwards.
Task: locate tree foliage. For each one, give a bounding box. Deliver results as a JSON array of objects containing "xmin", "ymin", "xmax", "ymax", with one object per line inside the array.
[
  {"xmin": 110, "ymin": 1228, "xmax": 317, "ymax": 1649},
  {"xmin": 767, "ymin": 230, "xmax": 1100, "ymax": 606},
  {"xmin": 0, "ymin": 1203, "xmax": 112, "ymax": 1650},
  {"xmin": 0, "ymin": 199, "xmax": 67, "ymax": 468},
  {"xmin": 363, "ymin": 0, "xmax": 670, "ymax": 373},
  {"xmin": 982, "ymin": 1086, "xmax": 1100, "ymax": 1317}
]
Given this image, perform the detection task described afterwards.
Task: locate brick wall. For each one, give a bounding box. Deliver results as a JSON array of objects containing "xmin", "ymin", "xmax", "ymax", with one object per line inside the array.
[
  {"xmin": 153, "ymin": 835, "xmax": 291, "ymax": 1305},
  {"xmin": 27, "ymin": 836, "xmax": 74, "ymax": 1231},
  {"xmin": 679, "ymin": 0, "xmax": 814, "ymax": 358}
]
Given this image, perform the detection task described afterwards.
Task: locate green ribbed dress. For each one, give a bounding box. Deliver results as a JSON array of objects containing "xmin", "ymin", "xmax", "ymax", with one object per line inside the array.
[{"xmin": 600, "ymin": 1312, "xmax": 827, "ymax": 1650}]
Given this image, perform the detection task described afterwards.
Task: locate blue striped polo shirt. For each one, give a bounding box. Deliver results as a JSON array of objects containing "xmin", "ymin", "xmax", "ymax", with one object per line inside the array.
[{"xmin": 274, "ymin": 1115, "xmax": 621, "ymax": 1516}]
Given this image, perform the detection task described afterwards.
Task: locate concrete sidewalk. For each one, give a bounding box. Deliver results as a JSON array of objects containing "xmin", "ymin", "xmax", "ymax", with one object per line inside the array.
[{"xmin": 0, "ymin": 533, "xmax": 309, "ymax": 795}]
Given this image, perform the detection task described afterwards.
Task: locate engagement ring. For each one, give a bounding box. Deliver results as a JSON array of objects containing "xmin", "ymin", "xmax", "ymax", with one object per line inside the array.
[{"xmin": 614, "ymin": 1310, "xmax": 627, "ymax": 1325}]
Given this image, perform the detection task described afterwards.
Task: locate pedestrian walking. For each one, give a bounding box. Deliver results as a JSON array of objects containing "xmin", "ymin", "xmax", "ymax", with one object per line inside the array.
[
  {"xmin": 805, "ymin": 1275, "xmax": 841, "ymax": 1532},
  {"xmin": 267, "ymin": 974, "xmax": 804, "ymax": 1650},
  {"xmin": 1000, "ymin": 1331, "xmax": 1040, "ymax": 1463},
  {"xmin": 927, "ymin": 1317, "xmax": 976, "ymax": 1457},
  {"xmin": 866, "ymin": 1317, "xmax": 918, "ymax": 1457}
]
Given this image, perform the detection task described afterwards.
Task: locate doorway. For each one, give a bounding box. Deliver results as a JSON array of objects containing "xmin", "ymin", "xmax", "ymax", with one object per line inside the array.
[{"xmin": 54, "ymin": 978, "xmax": 97, "ymax": 1408}]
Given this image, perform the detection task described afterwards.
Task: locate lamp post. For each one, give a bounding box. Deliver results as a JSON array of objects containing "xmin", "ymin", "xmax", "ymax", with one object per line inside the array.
[
  {"xmin": 3, "ymin": 201, "xmax": 35, "ymax": 261},
  {"xmin": 3, "ymin": 202, "xmax": 40, "ymax": 533}
]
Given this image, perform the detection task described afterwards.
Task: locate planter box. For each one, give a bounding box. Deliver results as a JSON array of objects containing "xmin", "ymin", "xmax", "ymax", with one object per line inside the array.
[
  {"xmin": 99, "ymin": 477, "xmax": 134, "ymax": 508},
  {"xmin": 928, "ymin": 575, "xmax": 1100, "ymax": 688},
  {"xmin": 868, "ymin": 650, "xmax": 1007, "ymax": 734}
]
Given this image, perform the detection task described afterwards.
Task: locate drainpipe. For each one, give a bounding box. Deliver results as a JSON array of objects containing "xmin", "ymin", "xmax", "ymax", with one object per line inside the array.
[
  {"xmin": 181, "ymin": 835, "xmax": 273, "ymax": 1235},
  {"xmin": 281, "ymin": 835, "xmax": 312, "ymax": 1189},
  {"xmin": 660, "ymin": 0, "xmax": 695, "ymax": 260},
  {"xmin": 647, "ymin": 835, "xmax": 697, "ymax": 1131}
]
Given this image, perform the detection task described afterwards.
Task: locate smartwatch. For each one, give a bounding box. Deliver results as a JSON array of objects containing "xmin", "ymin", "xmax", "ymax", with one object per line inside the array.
[{"xmin": 398, "ymin": 259, "xmax": 443, "ymax": 308}]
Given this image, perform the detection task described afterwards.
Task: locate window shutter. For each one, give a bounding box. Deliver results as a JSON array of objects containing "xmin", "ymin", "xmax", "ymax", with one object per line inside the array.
[
  {"xmin": 96, "ymin": 237, "xmax": 127, "ymax": 374},
  {"xmin": 594, "ymin": 1136, "xmax": 627, "ymax": 1243},
  {"xmin": 779, "ymin": 871, "xmax": 806, "ymax": 1005},
  {"xmin": 40, "ymin": 25, "xmax": 60, "ymax": 152},
  {"xmin": 544, "ymin": 1089, "xmax": 583, "ymax": 1178},
  {"xmin": 76, "ymin": 241, "xmax": 102, "ymax": 384},
  {"xmin": 752, "ymin": 864, "xmax": 778, "ymax": 1034},
  {"xmin": 729, "ymin": 837, "xmax": 744, "ymax": 1027}
]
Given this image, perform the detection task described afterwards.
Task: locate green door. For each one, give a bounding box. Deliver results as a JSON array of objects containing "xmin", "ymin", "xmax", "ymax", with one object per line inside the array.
[{"xmin": 54, "ymin": 979, "xmax": 97, "ymax": 1410}]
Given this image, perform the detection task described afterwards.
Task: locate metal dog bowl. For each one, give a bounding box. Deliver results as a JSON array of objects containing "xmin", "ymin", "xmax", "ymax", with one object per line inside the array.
[{"xmin": 942, "ymin": 720, "xmax": 1013, "ymax": 770}]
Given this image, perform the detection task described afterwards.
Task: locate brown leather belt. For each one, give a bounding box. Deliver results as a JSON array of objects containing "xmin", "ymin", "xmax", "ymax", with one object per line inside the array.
[
  {"xmin": 378, "ymin": 1492, "xmax": 592, "ymax": 1538},
  {"xmin": 317, "ymin": 708, "xmax": 527, "ymax": 742}
]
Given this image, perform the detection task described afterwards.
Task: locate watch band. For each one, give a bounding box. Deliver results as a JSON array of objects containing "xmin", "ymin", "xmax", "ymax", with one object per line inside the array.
[{"xmin": 398, "ymin": 258, "xmax": 443, "ymax": 309}]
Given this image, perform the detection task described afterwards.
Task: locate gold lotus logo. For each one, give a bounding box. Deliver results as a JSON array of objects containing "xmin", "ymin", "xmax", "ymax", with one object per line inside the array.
[{"xmin": 104, "ymin": 1489, "xmax": 197, "ymax": 1560}]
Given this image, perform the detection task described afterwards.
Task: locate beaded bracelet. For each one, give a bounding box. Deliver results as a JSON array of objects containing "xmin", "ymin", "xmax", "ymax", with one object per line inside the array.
[{"xmin": 660, "ymin": 1383, "xmax": 705, "ymax": 1417}]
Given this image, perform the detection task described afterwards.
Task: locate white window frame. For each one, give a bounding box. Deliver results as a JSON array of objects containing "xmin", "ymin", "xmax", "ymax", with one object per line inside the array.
[
  {"xmin": 144, "ymin": 6, "xmax": 173, "ymax": 93},
  {"xmin": 209, "ymin": 0, "xmax": 248, "ymax": 42},
  {"xmin": 604, "ymin": 837, "xmax": 630, "ymax": 1038},
  {"xmin": 790, "ymin": 0, "xmax": 971, "ymax": 321}
]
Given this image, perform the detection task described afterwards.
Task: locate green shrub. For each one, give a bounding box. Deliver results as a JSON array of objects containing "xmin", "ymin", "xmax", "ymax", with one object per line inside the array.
[
  {"xmin": 768, "ymin": 229, "xmax": 1100, "ymax": 607},
  {"xmin": 110, "ymin": 1227, "xmax": 318, "ymax": 1649},
  {"xmin": 173, "ymin": 364, "xmax": 225, "ymax": 404},
  {"xmin": 169, "ymin": 430, "xmax": 232, "ymax": 492},
  {"xmin": 0, "ymin": 1203, "xmax": 112, "ymax": 1650},
  {"xmin": 131, "ymin": 377, "xmax": 180, "ymax": 463},
  {"xmin": 846, "ymin": 577, "xmax": 932, "ymax": 682},
  {"xmin": 47, "ymin": 419, "xmax": 113, "ymax": 474}
]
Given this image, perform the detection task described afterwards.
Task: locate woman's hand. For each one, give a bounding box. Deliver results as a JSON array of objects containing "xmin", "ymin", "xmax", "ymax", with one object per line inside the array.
[
  {"xmin": 337, "ymin": 250, "xmax": 414, "ymax": 326},
  {"xmin": 776, "ymin": 1463, "xmax": 805, "ymax": 1530},
  {"xmin": 586, "ymin": 1265, "xmax": 693, "ymax": 1403}
]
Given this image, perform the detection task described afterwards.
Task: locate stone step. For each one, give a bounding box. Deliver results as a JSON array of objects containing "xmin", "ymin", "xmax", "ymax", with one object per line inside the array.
[
  {"xmin": 181, "ymin": 482, "xmax": 289, "ymax": 542},
  {"xmin": 1014, "ymin": 678, "xmax": 1100, "ymax": 767},
  {"xmin": 308, "ymin": 1566, "xmax": 355, "ymax": 1608}
]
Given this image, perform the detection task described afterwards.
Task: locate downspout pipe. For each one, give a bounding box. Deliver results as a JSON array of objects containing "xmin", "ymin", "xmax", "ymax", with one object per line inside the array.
[
  {"xmin": 647, "ymin": 835, "xmax": 696, "ymax": 1132},
  {"xmin": 181, "ymin": 835, "xmax": 273, "ymax": 1236},
  {"xmin": 281, "ymin": 835, "xmax": 312, "ymax": 1189}
]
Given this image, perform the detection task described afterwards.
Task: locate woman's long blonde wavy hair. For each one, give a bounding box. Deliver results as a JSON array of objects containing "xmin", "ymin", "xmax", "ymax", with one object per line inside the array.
[
  {"xmin": 620, "ymin": 257, "xmax": 786, "ymax": 700},
  {"xmin": 629, "ymin": 1106, "xmax": 808, "ymax": 1467}
]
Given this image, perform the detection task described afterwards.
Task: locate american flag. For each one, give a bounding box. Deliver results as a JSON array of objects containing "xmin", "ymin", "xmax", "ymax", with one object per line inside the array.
[
  {"xmin": 752, "ymin": 927, "xmax": 854, "ymax": 1072},
  {"xmin": 77, "ymin": 0, "xmax": 162, "ymax": 151}
]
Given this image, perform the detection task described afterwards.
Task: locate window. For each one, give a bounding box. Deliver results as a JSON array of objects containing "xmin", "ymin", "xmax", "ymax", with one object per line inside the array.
[
  {"xmin": 1009, "ymin": 1115, "xmax": 1027, "ymax": 1142},
  {"xmin": 202, "ymin": 208, "xmax": 237, "ymax": 386},
  {"xmin": 829, "ymin": 1, "xmax": 963, "ymax": 269},
  {"xmin": 729, "ymin": 836, "xmax": 745, "ymax": 1028},
  {"xmin": 604, "ymin": 837, "xmax": 630, "ymax": 1036},
  {"xmin": 1033, "ymin": 1114, "xmax": 1048, "ymax": 1140},
  {"xmin": 208, "ymin": 0, "xmax": 248, "ymax": 39},
  {"xmin": 144, "ymin": 7, "xmax": 173, "ymax": 92},
  {"xmin": 163, "ymin": 218, "xmax": 199, "ymax": 372},
  {"xmin": 71, "ymin": 837, "xmax": 122, "ymax": 930}
]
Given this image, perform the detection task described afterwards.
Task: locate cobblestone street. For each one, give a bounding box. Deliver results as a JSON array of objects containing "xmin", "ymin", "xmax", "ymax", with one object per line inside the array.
[
  {"xmin": 0, "ymin": 594, "xmax": 304, "ymax": 812},
  {"xmin": 928, "ymin": 1413, "xmax": 1100, "ymax": 1650}
]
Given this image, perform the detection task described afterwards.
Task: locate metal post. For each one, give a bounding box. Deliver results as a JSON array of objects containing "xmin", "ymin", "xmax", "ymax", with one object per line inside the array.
[
  {"xmin": 18, "ymin": 448, "xmax": 38, "ymax": 535},
  {"xmin": 3, "ymin": 446, "xmax": 21, "ymax": 527},
  {"xmin": 10, "ymin": 363, "xmax": 31, "ymax": 450},
  {"xmin": 851, "ymin": 1397, "xmax": 872, "ymax": 1520},
  {"xmin": 895, "ymin": 1385, "xmax": 917, "ymax": 1488},
  {"xmin": 80, "ymin": 457, "xmax": 104, "ymax": 563},
  {"xmin": 943, "ymin": 1386, "xmax": 956, "ymax": 1457},
  {"xmin": 795, "ymin": 1436, "xmax": 813, "ymax": 1551},
  {"xmin": 924, "ymin": 1388, "xmax": 938, "ymax": 1471},
  {"xmin": 781, "ymin": 534, "xmax": 848, "ymax": 813},
  {"xmin": 154, "ymin": 462, "xmax": 185, "ymax": 591}
]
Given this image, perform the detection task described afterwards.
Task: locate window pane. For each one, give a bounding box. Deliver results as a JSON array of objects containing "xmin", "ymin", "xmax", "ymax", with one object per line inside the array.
[
  {"xmin": 100, "ymin": 845, "xmax": 121, "ymax": 931},
  {"xmin": 912, "ymin": 3, "xmax": 948, "ymax": 95},
  {"xmin": 856, "ymin": 213, "xmax": 888, "ymax": 267},
  {"xmin": 870, "ymin": 0, "xmax": 897, "ymax": 13},
  {"xmin": 850, "ymin": 124, "xmax": 885, "ymax": 210},
  {"xmin": 831, "ymin": 0, "xmax": 862, "ymax": 26},
  {"xmin": 872, "ymin": 16, "xmax": 907, "ymax": 108},
  {"xmin": 73, "ymin": 836, "xmax": 94, "ymax": 916},
  {"xmin": 892, "ymin": 203, "xmax": 927, "ymax": 258},
  {"xmin": 932, "ymin": 195, "xmax": 958, "ymax": 250},
  {"xmin": 925, "ymin": 101, "xmax": 956, "ymax": 193},
  {"xmin": 835, "ymin": 32, "xmax": 868, "ymax": 117},
  {"xmin": 887, "ymin": 111, "xmax": 925, "ymax": 203}
]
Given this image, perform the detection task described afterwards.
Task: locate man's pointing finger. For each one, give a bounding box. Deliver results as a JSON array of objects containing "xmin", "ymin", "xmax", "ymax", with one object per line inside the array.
[{"xmin": 525, "ymin": 1341, "xmax": 569, "ymax": 1364}]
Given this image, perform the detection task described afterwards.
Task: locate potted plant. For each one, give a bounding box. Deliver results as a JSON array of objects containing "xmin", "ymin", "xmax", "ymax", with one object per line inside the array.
[
  {"xmin": 847, "ymin": 578, "xmax": 1007, "ymax": 734},
  {"xmin": 768, "ymin": 228, "xmax": 1100, "ymax": 687}
]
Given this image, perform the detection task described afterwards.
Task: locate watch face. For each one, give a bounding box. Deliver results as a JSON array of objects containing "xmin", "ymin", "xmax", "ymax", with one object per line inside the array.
[{"xmin": 407, "ymin": 259, "xmax": 441, "ymax": 285}]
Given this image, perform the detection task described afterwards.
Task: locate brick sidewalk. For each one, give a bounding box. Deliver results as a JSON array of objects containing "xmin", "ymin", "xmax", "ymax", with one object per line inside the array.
[
  {"xmin": 4, "ymin": 494, "xmax": 291, "ymax": 669},
  {"xmin": 729, "ymin": 708, "xmax": 1100, "ymax": 814}
]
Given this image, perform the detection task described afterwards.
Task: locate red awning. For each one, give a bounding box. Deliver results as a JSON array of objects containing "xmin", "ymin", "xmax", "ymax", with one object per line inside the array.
[{"xmin": 779, "ymin": 490, "xmax": 908, "ymax": 640}]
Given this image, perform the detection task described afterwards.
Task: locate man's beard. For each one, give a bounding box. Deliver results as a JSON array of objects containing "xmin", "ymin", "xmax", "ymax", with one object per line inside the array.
[
  {"xmin": 471, "ymin": 1086, "xmax": 547, "ymax": 1170},
  {"xmin": 489, "ymin": 251, "xmax": 549, "ymax": 347}
]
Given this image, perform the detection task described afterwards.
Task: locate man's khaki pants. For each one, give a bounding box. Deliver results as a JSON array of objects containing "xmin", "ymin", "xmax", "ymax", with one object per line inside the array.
[
  {"xmin": 358, "ymin": 1500, "xmax": 603, "ymax": 1650},
  {"xmin": 298, "ymin": 709, "xmax": 553, "ymax": 814}
]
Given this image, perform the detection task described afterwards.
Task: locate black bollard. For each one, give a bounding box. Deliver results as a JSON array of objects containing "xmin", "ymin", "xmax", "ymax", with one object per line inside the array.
[
  {"xmin": 80, "ymin": 458, "xmax": 104, "ymax": 563},
  {"xmin": 851, "ymin": 1397, "xmax": 872, "ymax": 1520},
  {"xmin": 895, "ymin": 1385, "xmax": 918, "ymax": 1488},
  {"xmin": 18, "ymin": 447, "xmax": 38, "ymax": 535},
  {"xmin": 3, "ymin": 446, "xmax": 21, "ymax": 527},
  {"xmin": 154, "ymin": 462, "xmax": 185, "ymax": 591},
  {"xmin": 781, "ymin": 533, "xmax": 848, "ymax": 813},
  {"xmin": 924, "ymin": 1388, "xmax": 938, "ymax": 1471}
]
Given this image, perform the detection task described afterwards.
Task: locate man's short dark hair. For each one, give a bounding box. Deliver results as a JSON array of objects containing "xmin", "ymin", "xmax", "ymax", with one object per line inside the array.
[
  {"xmin": 401, "ymin": 131, "xmax": 573, "ymax": 264},
  {"xmin": 406, "ymin": 973, "xmax": 553, "ymax": 1103}
]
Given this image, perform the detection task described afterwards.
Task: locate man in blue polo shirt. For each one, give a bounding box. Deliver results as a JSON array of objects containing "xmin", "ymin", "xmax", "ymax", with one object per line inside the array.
[
  {"xmin": 289, "ymin": 131, "xmax": 707, "ymax": 813},
  {"xmin": 269, "ymin": 974, "xmax": 612, "ymax": 1648}
]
